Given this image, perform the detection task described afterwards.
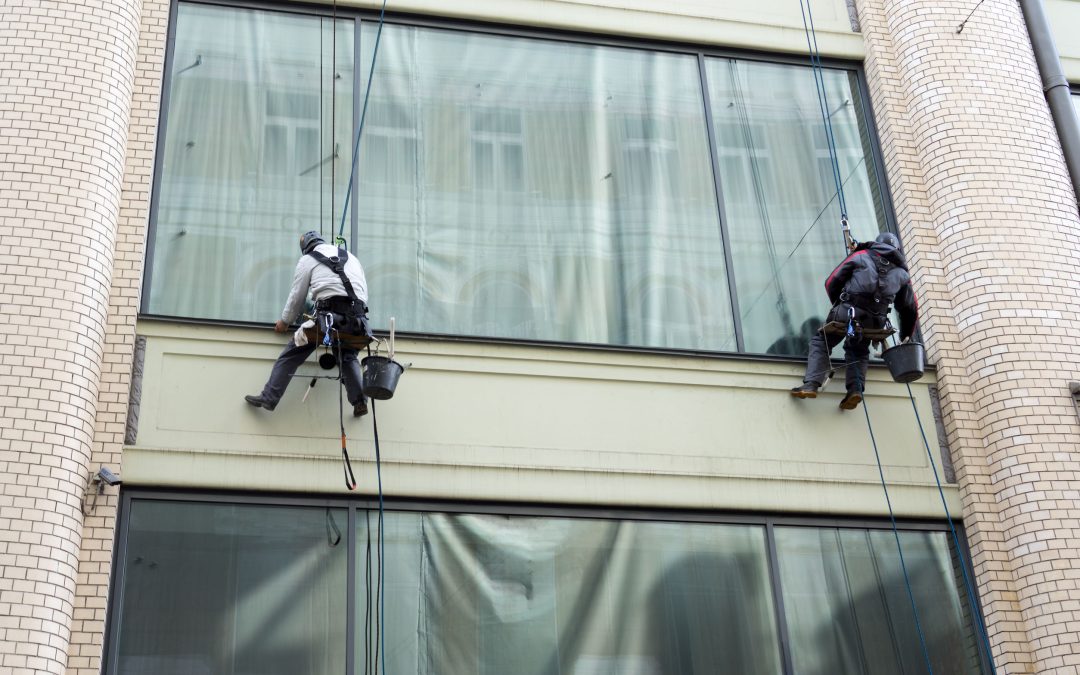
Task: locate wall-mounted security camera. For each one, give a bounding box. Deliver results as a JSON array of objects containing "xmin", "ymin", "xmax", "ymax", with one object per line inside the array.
[
  {"xmin": 95, "ymin": 465, "xmax": 122, "ymax": 487},
  {"xmin": 84, "ymin": 466, "xmax": 121, "ymax": 515}
]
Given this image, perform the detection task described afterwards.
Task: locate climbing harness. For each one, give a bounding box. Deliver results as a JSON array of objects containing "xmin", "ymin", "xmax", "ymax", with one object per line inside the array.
[
  {"xmin": 822, "ymin": 251, "xmax": 898, "ymax": 341},
  {"xmin": 308, "ymin": 246, "xmax": 374, "ymax": 343}
]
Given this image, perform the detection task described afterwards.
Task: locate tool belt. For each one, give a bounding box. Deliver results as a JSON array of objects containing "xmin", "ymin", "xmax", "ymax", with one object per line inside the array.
[
  {"xmin": 822, "ymin": 301, "xmax": 895, "ymax": 340},
  {"xmin": 303, "ymin": 296, "xmax": 373, "ymax": 350}
]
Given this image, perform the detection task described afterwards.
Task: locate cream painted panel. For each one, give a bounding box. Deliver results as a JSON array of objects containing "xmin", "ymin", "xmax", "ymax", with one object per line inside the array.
[
  {"xmin": 313, "ymin": 0, "xmax": 863, "ymax": 58},
  {"xmin": 129, "ymin": 320, "xmax": 959, "ymax": 517},
  {"xmin": 1048, "ymin": 0, "xmax": 1080, "ymax": 81}
]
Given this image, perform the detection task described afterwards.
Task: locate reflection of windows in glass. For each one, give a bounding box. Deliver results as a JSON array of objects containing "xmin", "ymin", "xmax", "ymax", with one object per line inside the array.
[
  {"xmin": 146, "ymin": 4, "xmax": 353, "ymax": 323},
  {"xmin": 471, "ymin": 108, "xmax": 525, "ymax": 192},
  {"xmin": 364, "ymin": 101, "xmax": 418, "ymax": 186},
  {"xmin": 706, "ymin": 58, "xmax": 889, "ymax": 355},
  {"xmin": 111, "ymin": 498, "xmax": 989, "ymax": 675},
  {"xmin": 261, "ymin": 92, "xmax": 322, "ymax": 177},
  {"xmin": 144, "ymin": 4, "xmax": 896, "ymax": 356},
  {"xmin": 622, "ymin": 115, "xmax": 679, "ymax": 198}
]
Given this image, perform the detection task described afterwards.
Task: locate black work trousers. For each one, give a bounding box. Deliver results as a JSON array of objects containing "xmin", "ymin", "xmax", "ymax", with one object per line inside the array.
[
  {"xmin": 259, "ymin": 339, "xmax": 365, "ymax": 408},
  {"xmin": 803, "ymin": 329, "xmax": 870, "ymax": 394}
]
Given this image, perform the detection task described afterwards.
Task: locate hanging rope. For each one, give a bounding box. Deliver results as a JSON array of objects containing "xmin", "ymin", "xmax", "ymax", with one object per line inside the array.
[
  {"xmin": 862, "ymin": 396, "xmax": 937, "ymax": 675},
  {"xmin": 323, "ymin": 3, "xmax": 391, "ymax": 671},
  {"xmin": 902, "ymin": 375, "xmax": 999, "ymax": 673},
  {"xmin": 795, "ymin": 3, "xmax": 959, "ymax": 670},
  {"xmin": 338, "ymin": 0, "xmax": 390, "ymax": 241},
  {"xmin": 799, "ymin": 0, "xmax": 856, "ymax": 251}
]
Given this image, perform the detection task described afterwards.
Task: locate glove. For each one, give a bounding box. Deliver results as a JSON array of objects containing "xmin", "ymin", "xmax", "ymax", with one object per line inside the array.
[{"xmin": 293, "ymin": 319, "xmax": 316, "ymax": 346}]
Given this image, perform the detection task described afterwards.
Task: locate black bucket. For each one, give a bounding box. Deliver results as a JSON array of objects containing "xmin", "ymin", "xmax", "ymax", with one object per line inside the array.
[
  {"xmin": 882, "ymin": 342, "xmax": 926, "ymax": 383},
  {"xmin": 362, "ymin": 355, "xmax": 404, "ymax": 400}
]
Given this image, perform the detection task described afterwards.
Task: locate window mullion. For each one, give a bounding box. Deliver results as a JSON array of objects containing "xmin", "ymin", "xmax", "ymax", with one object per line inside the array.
[
  {"xmin": 698, "ymin": 52, "xmax": 744, "ymax": 352},
  {"xmin": 765, "ymin": 519, "xmax": 796, "ymax": 675}
]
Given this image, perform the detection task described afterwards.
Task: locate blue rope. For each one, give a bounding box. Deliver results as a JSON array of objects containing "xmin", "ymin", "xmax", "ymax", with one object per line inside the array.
[
  {"xmin": 327, "ymin": 4, "xmax": 389, "ymax": 668},
  {"xmin": 862, "ymin": 396, "xmax": 936, "ymax": 675},
  {"xmin": 904, "ymin": 382, "xmax": 999, "ymax": 674},
  {"xmin": 337, "ymin": 0, "xmax": 390, "ymax": 240},
  {"xmin": 798, "ymin": 0, "xmax": 849, "ymax": 221},
  {"xmin": 802, "ymin": 0, "xmax": 848, "ymax": 218}
]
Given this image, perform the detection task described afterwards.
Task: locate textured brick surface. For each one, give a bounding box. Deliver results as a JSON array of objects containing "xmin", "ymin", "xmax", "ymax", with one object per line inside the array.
[
  {"xmin": 63, "ymin": 0, "xmax": 167, "ymax": 671},
  {"xmin": 0, "ymin": 0, "xmax": 141, "ymax": 673},
  {"xmin": 859, "ymin": 0, "xmax": 1080, "ymax": 672}
]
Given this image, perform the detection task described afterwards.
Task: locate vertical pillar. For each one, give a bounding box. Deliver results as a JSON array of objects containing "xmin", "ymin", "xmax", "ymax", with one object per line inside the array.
[
  {"xmin": 859, "ymin": 0, "xmax": 1080, "ymax": 672},
  {"xmin": 0, "ymin": 0, "xmax": 141, "ymax": 672}
]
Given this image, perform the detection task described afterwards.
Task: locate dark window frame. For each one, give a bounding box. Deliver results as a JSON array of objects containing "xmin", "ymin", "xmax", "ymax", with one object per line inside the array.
[
  {"xmin": 104, "ymin": 488, "xmax": 988, "ymax": 675},
  {"xmin": 141, "ymin": 0, "xmax": 899, "ymax": 363}
]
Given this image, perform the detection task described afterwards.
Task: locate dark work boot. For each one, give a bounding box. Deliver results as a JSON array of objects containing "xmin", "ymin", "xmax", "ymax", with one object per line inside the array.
[
  {"xmin": 353, "ymin": 400, "xmax": 368, "ymax": 418},
  {"xmin": 790, "ymin": 383, "xmax": 819, "ymax": 399},
  {"xmin": 839, "ymin": 391, "xmax": 863, "ymax": 411},
  {"xmin": 244, "ymin": 394, "xmax": 277, "ymax": 411}
]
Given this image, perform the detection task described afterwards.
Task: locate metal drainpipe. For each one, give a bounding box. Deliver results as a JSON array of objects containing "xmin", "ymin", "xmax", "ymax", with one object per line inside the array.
[{"xmin": 1019, "ymin": 0, "xmax": 1080, "ymax": 201}]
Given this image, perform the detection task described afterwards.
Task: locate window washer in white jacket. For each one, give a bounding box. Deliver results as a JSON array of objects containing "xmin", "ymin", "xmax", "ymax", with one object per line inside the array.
[{"xmin": 245, "ymin": 231, "xmax": 372, "ymax": 417}]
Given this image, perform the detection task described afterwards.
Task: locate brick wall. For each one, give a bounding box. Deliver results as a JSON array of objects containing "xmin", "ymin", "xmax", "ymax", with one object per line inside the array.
[
  {"xmin": 64, "ymin": 0, "xmax": 169, "ymax": 671},
  {"xmin": 858, "ymin": 0, "xmax": 1080, "ymax": 672},
  {"xmin": 0, "ymin": 0, "xmax": 141, "ymax": 673}
]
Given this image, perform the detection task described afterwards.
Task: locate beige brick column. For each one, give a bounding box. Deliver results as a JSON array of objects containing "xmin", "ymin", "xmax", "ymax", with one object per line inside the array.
[
  {"xmin": 65, "ymin": 0, "xmax": 169, "ymax": 671},
  {"xmin": 859, "ymin": 0, "xmax": 1080, "ymax": 672},
  {"xmin": 0, "ymin": 0, "xmax": 141, "ymax": 673}
]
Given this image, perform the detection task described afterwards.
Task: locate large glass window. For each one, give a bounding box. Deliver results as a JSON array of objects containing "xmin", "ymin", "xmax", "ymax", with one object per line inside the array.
[
  {"xmin": 112, "ymin": 501, "xmax": 348, "ymax": 675},
  {"xmin": 776, "ymin": 527, "xmax": 985, "ymax": 675},
  {"xmin": 146, "ymin": 4, "xmax": 353, "ymax": 322},
  {"xmin": 360, "ymin": 512, "xmax": 782, "ymax": 675},
  {"xmin": 145, "ymin": 3, "xmax": 893, "ymax": 357},
  {"xmin": 109, "ymin": 498, "xmax": 990, "ymax": 675},
  {"xmin": 348, "ymin": 23, "xmax": 735, "ymax": 349},
  {"xmin": 706, "ymin": 59, "xmax": 888, "ymax": 355}
]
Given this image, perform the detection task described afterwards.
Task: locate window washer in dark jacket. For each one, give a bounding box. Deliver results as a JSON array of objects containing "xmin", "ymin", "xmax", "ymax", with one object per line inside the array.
[
  {"xmin": 790, "ymin": 232, "xmax": 918, "ymax": 410},
  {"xmin": 245, "ymin": 231, "xmax": 373, "ymax": 417}
]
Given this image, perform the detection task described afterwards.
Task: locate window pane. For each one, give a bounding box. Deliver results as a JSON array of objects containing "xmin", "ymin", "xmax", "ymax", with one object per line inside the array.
[
  {"xmin": 357, "ymin": 24, "xmax": 734, "ymax": 349},
  {"xmin": 774, "ymin": 527, "xmax": 986, "ymax": 675},
  {"xmin": 705, "ymin": 59, "xmax": 889, "ymax": 355},
  {"xmin": 146, "ymin": 4, "xmax": 353, "ymax": 321},
  {"xmin": 357, "ymin": 512, "xmax": 782, "ymax": 675},
  {"xmin": 114, "ymin": 501, "xmax": 347, "ymax": 675}
]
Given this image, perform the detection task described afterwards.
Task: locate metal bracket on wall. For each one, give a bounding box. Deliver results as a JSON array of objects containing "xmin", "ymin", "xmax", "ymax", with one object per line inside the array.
[{"xmin": 1069, "ymin": 381, "xmax": 1080, "ymax": 422}]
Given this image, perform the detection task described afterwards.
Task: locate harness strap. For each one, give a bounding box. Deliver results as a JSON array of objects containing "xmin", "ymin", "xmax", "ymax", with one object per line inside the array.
[
  {"xmin": 841, "ymin": 251, "xmax": 893, "ymax": 316},
  {"xmin": 309, "ymin": 247, "xmax": 362, "ymax": 307}
]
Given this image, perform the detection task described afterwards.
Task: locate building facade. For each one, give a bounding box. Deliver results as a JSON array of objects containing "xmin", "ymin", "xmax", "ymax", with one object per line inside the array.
[{"xmin": 3, "ymin": 0, "xmax": 1080, "ymax": 673}]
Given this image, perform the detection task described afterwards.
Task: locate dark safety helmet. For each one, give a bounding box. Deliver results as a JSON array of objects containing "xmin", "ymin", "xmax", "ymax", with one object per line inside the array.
[
  {"xmin": 875, "ymin": 232, "xmax": 900, "ymax": 249},
  {"xmin": 299, "ymin": 230, "xmax": 325, "ymax": 254}
]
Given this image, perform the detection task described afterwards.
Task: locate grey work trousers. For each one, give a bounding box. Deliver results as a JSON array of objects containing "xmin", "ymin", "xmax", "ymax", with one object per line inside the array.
[
  {"xmin": 803, "ymin": 329, "xmax": 870, "ymax": 394},
  {"xmin": 259, "ymin": 339, "xmax": 366, "ymax": 407}
]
